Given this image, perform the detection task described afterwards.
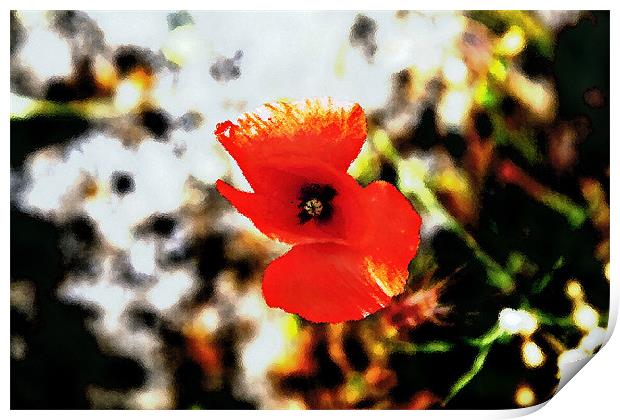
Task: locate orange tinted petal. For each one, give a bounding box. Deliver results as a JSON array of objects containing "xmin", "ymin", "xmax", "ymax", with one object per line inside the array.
[
  {"xmin": 214, "ymin": 98, "xmax": 367, "ymax": 186},
  {"xmin": 262, "ymin": 243, "xmax": 392, "ymax": 322}
]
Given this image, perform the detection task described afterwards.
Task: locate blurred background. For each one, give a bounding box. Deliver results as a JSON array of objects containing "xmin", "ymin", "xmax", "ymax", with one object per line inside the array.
[{"xmin": 10, "ymin": 10, "xmax": 609, "ymax": 409}]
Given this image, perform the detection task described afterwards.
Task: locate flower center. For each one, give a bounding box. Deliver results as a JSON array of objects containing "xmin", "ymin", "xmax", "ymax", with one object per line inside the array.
[
  {"xmin": 303, "ymin": 198, "xmax": 324, "ymax": 217},
  {"xmin": 297, "ymin": 183, "xmax": 337, "ymax": 224}
]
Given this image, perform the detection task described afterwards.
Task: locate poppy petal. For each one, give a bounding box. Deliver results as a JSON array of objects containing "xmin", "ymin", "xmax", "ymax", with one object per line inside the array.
[
  {"xmin": 216, "ymin": 159, "xmax": 369, "ymax": 245},
  {"xmin": 214, "ymin": 98, "xmax": 367, "ymax": 186},
  {"xmin": 262, "ymin": 243, "xmax": 393, "ymax": 323},
  {"xmin": 359, "ymin": 180, "xmax": 422, "ymax": 287},
  {"xmin": 261, "ymin": 181, "xmax": 422, "ymax": 323}
]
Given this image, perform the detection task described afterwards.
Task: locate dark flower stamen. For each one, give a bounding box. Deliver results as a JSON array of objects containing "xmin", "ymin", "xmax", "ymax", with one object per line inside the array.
[
  {"xmin": 303, "ymin": 198, "xmax": 324, "ymax": 216},
  {"xmin": 297, "ymin": 183, "xmax": 337, "ymax": 224}
]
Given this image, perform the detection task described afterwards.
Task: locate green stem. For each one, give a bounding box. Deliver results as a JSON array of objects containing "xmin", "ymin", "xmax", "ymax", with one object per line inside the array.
[
  {"xmin": 444, "ymin": 344, "xmax": 493, "ymax": 405},
  {"xmin": 445, "ymin": 325, "xmax": 505, "ymax": 404},
  {"xmin": 391, "ymin": 340, "xmax": 454, "ymax": 354}
]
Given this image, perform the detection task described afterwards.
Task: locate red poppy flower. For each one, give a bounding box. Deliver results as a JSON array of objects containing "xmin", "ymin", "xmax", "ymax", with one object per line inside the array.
[{"xmin": 215, "ymin": 98, "xmax": 422, "ymax": 323}]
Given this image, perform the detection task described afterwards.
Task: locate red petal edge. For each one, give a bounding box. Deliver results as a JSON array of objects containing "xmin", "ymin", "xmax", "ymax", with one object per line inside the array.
[{"xmin": 214, "ymin": 98, "xmax": 367, "ymax": 186}]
